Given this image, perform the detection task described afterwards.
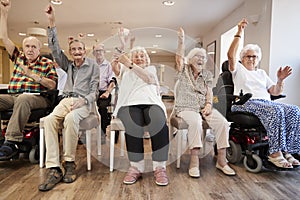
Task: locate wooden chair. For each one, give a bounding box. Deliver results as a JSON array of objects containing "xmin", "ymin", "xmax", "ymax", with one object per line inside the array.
[
  {"xmin": 39, "ymin": 102, "xmax": 101, "ymax": 171},
  {"xmin": 109, "ymin": 118, "xmax": 125, "ymax": 172}
]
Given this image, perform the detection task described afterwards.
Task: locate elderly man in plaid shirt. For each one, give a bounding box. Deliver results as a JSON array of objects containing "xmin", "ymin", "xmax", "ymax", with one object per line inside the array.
[{"xmin": 0, "ymin": 0, "xmax": 57, "ymax": 160}]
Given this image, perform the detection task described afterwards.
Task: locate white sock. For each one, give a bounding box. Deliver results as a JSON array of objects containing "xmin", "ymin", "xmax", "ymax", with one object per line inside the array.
[
  {"xmin": 130, "ymin": 160, "xmax": 144, "ymax": 173},
  {"xmin": 153, "ymin": 161, "xmax": 166, "ymax": 171}
]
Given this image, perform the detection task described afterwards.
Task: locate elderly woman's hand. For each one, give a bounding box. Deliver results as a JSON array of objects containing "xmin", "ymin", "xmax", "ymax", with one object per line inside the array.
[
  {"xmin": 201, "ymin": 103, "xmax": 212, "ymax": 117},
  {"xmin": 178, "ymin": 27, "xmax": 185, "ymax": 44},
  {"xmin": 237, "ymin": 18, "xmax": 248, "ymax": 32},
  {"xmin": 277, "ymin": 66, "xmax": 292, "ymax": 81}
]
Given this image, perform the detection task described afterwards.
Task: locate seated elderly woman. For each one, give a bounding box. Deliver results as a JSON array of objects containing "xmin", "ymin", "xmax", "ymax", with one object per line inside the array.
[
  {"xmin": 227, "ymin": 18, "xmax": 300, "ymax": 169},
  {"xmin": 175, "ymin": 28, "xmax": 236, "ymax": 178},
  {"xmin": 111, "ymin": 46, "xmax": 169, "ymax": 186}
]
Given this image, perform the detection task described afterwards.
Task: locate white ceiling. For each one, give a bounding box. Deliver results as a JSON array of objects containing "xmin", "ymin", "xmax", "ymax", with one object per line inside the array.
[{"xmin": 5, "ymin": 0, "xmax": 245, "ymax": 56}]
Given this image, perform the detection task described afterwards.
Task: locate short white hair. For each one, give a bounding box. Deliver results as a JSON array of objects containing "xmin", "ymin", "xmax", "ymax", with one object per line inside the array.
[
  {"xmin": 186, "ymin": 48, "xmax": 207, "ymax": 62},
  {"xmin": 240, "ymin": 44, "xmax": 262, "ymax": 61},
  {"xmin": 129, "ymin": 46, "xmax": 151, "ymax": 65}
]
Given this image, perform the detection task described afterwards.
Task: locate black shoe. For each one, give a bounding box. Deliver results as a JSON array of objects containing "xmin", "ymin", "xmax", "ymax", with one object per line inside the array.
[
  {"xmin": 38, "ymin": 168, "xmax": 63, "ymax": 191},
  {"xmin": 0, "ymin": 141, "xmax": 19, "ymax": 161},
  {"xmin": 63, "ymin": 161, "xmax": 77, "ymax": 183}
]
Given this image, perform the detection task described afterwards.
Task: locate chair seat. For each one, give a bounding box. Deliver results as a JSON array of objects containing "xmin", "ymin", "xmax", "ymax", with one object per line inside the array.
[
  {"xmin": 227, "ymin": 112, "xmax": 261, "ymax": 128},
  {"xmin": 110, "ymin": 118, "xmax": 125, "ymax": 131},
  {"xmin": 79, "ymin": 113, "xmax": 99, "ymax": 130},
  {"xmin": 170, "ymin": 116, "xmax": 210, "ymax": 130}
]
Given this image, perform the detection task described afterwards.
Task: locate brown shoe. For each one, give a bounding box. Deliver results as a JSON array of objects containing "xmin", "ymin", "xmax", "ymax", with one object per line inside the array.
[
  {"xmin": 63, "ymin": 161, "xmax": 77, "ymax": 183},
  {"xmin": 154, "ymin": 167, "xmax": 168, "ymax": 186},
  {"xmin": 123, "ymin": 166, "xmax": 142, "ymax": 185},
  {"xmin": 38, "ymin": 168, "xmax": 63, "ymax": 191}
]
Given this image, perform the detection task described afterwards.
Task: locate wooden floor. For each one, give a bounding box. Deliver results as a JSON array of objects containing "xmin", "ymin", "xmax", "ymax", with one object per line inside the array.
[
  {"xmin": 0, "ymin": 136, "xmax": 300, "ymax": 200},
  {"xmin": 1, "ymin": 100, "xmax": 300, "ymax": 200}
]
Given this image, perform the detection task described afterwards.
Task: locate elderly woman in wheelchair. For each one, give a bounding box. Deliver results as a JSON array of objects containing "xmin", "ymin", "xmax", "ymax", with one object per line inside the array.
[
  {"xmin": 227, "ymin": 18, "xmax": 300, "ymax": 169},
  {"xmin": 175, "ymin": 28, "xmax": 236, "ymax": 178}
]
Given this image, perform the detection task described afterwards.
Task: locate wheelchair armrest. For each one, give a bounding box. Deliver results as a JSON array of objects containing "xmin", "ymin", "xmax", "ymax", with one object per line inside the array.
[
  {"xmin": 270, "ymin": 94, "xmax": 286, "ymax": 101},
  {"xmin": 232, "ymin": 93, "xmax": 252, "ymax": 105}
]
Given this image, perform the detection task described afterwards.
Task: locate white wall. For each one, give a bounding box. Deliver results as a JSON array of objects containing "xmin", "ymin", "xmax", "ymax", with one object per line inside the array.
[
  {"xmin": 204, "ymin": 0, "xmax": 300, "ymax": 106},
  {"xmin": 269, "ymin": 0, "xmax": 300, "ymax": 106}
]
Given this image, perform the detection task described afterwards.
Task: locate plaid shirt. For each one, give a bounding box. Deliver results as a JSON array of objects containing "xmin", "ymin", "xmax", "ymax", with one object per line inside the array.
[{"xmin": 8, "ymin": 48, "xmax": 58, "ymax": 93}]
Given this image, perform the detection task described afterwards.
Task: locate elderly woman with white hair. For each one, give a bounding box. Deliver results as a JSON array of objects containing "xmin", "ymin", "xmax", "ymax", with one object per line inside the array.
[
  {"xmin": 111, "ymin": 46, "xmax": 169, "ymax": 186},
  {"xmin": 228, "ymin": 19, "xmax": 300, "ymax": 169},
  {"xmin": 175, "ymin": 28, "xmax": 236, "ymax": 178}
]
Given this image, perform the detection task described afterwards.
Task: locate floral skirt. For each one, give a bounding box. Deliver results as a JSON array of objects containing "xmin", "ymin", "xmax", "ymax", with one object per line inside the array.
[{"xmin": 231, "ymin": 99, "xmax": 300, "ymax": 154}]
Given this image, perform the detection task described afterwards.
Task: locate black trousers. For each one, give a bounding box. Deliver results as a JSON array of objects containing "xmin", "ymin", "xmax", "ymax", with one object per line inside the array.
[
  {"xmin": 118, "ymin": 104, "xmax": 169, "ymax": 162},
  {"xmin": 97, "ymin": 90, "xmax": 112, "ymax": 135}
]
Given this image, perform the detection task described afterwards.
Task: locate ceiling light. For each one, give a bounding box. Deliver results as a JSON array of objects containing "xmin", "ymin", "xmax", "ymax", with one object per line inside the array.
[
  {"xmin": 155, "ymin": 34, "xmax": 162, "ymax": 38},
  {"xmin": 18, "ymin": 32, "xmax": 26, "ymax": 36},
  {"xmin": 50, "ymin": 0, "xmax": 62, "ymax": 5},
  {"xmin": 87, "ymin": 33, "xmax": 94, "ymax": 37},
  {"xmin": 153, "ymin": 44, "xmax": 159, "ymax": 48},
  {"xmin": 162, "ymin": 1, "xmax": 175, "ymax": 6},
  {"xmin": 43, "ymin": 43, "xmax": 49, "ymax": 46},
  {"xmin": 27, "ymin": 27, "xmax": 47, "ymax": 37},
  {"xmin": 151, "ymin": 50, "xmax": 157, "ymax": 54}
]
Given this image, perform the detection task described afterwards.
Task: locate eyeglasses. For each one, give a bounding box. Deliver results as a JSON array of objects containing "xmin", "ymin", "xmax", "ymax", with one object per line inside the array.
[
  {"xmin": 244, "ymin": 55, "xmax": 258, "ymax": 60},
  {"xmin": 94, "ymin": 49, "xmax": 104, "ymax": 53},
  {"xmin": 193, "ymin": 55, "xmax": 206, "ymax": 60},
  {"xmin": 70, "ymin": 47, "xmax": 84, "ymax": 53}
]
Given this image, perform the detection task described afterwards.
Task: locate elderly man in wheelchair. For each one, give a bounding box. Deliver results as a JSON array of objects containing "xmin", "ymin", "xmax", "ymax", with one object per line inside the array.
[
  {"xmin": 0, "ymin": 1, "xmax": 57, "ymax": 162},
  {"xmin": 216, "ymin": 18, "xmax": 300, "ymax": 173}
]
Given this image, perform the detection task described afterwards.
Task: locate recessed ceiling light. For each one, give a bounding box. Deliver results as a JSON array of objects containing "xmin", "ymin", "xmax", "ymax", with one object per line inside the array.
[
  {"xmin": 43, "ymin": 43, "xmax": 49, "ymax": 46},
  {"xmin": 151, "ymin": 50, "xmax": 157, "ymax": 54},
  {"xmin": 87, "ymin": 33, "xmax": 94, "ymax": 37},
  {"xmin": 153, "ymin": 44, "xmax": 159, "ymax": 48},
  {"xmin": 155, "ymin": 34, "xmax": 162, "ymax": 38},
  {"xmin": 51, "ymin": 0, "xmax": 62, "ymax": 5},
  {"xmin": 162, "ymin": 1, "xmax": 175, "ymax": 6},
  {"xmin": 18, "ymin": 32, "xmax": 26, "ymax": 36}
]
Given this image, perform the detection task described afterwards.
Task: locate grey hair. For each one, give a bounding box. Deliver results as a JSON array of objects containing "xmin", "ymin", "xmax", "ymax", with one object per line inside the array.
[
  {"xmin": 240, "ymin": 44, "xmax": 262, "ymax": 61},
  {"xmin": 186, "ymin": 48, "xmax": 207, "ymax": 62},
  {"xmin": 22, "ymin": 36, "xmax": 42, "ymax": 49},
  {"xmin": 129, "ymin": 46, "xmax": 150, "ymax": 65}
]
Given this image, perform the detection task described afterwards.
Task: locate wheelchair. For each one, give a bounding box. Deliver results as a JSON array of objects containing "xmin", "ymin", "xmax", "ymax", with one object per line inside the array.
[
  {"xmin": 0, "ymin": 89, "xmax": 58, "ymax": 164},
  {"xmin": 213, "ymin": 61, "xmax": 296, "ymax": 173}
]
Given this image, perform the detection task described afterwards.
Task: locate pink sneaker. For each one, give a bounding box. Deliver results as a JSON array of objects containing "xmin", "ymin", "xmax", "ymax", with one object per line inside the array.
[
  {"xmin": 154, "ymin": 167, "xmax": 169, "ymax": 186},
  {"xmin": 123, "ymin": 166, "xmax": 142, "ymax": 185}
]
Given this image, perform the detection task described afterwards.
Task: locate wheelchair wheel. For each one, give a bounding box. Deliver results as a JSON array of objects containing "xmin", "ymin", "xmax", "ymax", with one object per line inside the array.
[
  {"xmin": 226, "ymin": 140, "xmax": 243, "ymax": 164},
  {"xmin": 243, "ymin": 154, "xmax": 262, "ymax": 173},
  {"xmin": 29, "ymin": 145, "xmax": 39, "ymax": 164}
]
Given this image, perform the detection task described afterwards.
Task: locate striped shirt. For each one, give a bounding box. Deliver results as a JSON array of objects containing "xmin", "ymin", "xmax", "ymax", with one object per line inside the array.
[{"xmin": 8, "ymin": 48, "xmax": 58, "ymax": 93}]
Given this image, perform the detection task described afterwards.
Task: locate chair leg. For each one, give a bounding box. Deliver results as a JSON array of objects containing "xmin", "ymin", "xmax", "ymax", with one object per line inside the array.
[
  {"xmin": 110, "ymin": 130, "xmax": 115, "ymax": 172},
  {"xmin": 120, "ymin": 131, "xmax": 125, "ymax": 157},
  {"xmin": 39, "ymin": 127, "xmax": 45, "ymax": 168},
  {"xmin": 176, "ymin": 130, "xmax": 183, "ymax": 169},
  {"xmin": 86, "ymin": 130, "xmax": 92, "ymax": 171},
  {"xmin": 96, "ymin": 125, "xmax": 101, "ymax": 156}
]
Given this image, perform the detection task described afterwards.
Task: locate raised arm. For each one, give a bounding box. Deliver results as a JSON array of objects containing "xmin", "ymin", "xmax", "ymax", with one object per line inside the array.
[
  {"xmin": 268, "ymin": 66, "xmax": 292, "ymax": 96},
  {"xmin": 227, "ymin": 18, "xmax": 248, "ymax": 71},
  {"xmin": 176, "ymin": 27, "xmax": 185, "ymax": 72},
  {"xmin": 0, "ymin": 0, "xmax": 16, "ymax": 55},
  {"xmin": 45, "ymin": 4, "xmax": 69, "ymax": 71}
]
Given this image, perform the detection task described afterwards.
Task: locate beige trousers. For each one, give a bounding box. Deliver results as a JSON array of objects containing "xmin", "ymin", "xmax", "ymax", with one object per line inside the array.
[
  {"xmin": 44, "ymin": 97, "xmax": 89, "ymax": 168},
  {"xmin": 177, "ymin": 108, "xmax": 229, "ymax": 150}
]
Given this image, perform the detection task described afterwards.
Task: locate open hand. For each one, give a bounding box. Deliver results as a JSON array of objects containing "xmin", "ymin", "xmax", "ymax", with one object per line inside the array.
[{"xmin": 277, "ymin": 66, "xmax": 292, "ymax": 81}]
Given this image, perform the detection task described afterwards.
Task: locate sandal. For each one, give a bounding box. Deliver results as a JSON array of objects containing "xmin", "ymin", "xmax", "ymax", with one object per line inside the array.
[
  {"xmin": 123, "ymin": 166, "xmax": 142, "ymax": 185},
  {"xmin": 284, "ymin": 153, "xmax": 300, "ymax": 167},
  {"xmin": 268, "ymin": 155, "xmax": 293, "ymax": 169}
]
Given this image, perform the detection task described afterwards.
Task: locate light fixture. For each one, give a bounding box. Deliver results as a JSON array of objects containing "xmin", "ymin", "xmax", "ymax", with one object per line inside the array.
[
  {"xmin": 151, "ymin": 50, "xmax": 157, "ymax": 54},
  {"xmin": 162, "ymin": 1, "xmax": 175, "ymax": 6},
  {"xmin": 27, "ymin": 27, "xmax": 47, "ymax": 37},
  {"xmin": 153, "ymin": 44, "xmax": 159, "ymax": 48},
  {"xmin": 50, "ymin": 0, "xmax": 62, "ymax": 5},
  {"xmin": 87, "ymin": 33, "xmax": 94, "ymax": 37},
  {"xmin": 155, "ymin": 34, "xmax": 162, "ymax": 38},
  {"xmin": 18, "ymin": 32, "xmax": 26, "ymax": 36}
]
